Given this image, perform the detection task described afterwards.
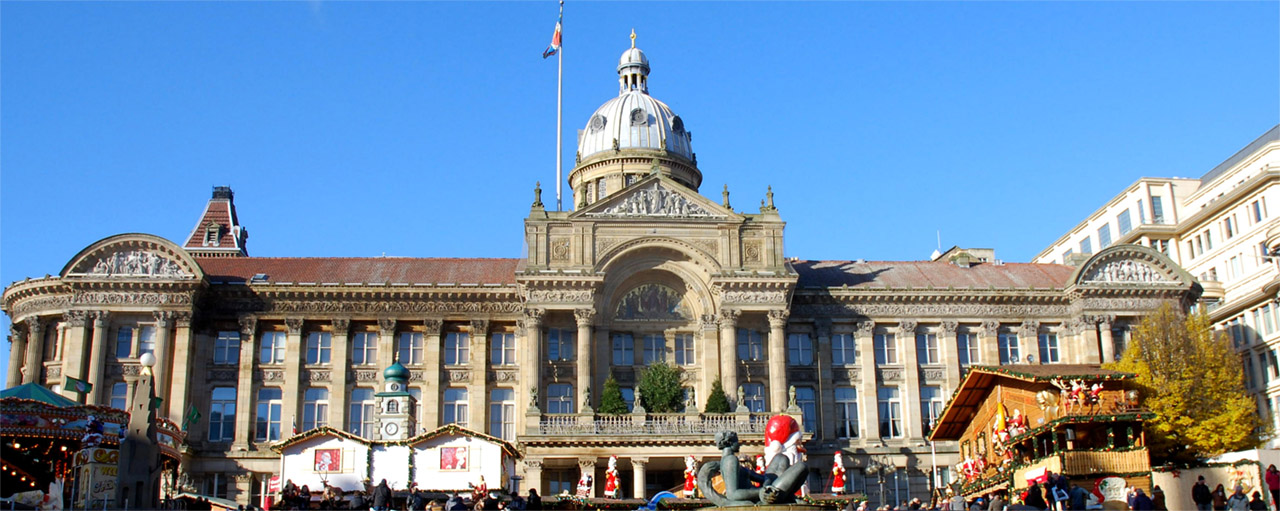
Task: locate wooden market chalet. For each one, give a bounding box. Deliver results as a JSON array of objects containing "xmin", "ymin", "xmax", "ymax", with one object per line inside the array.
[{"xmin": 927, "ymin": 364, "xmax": 1153, "ymax": 500}]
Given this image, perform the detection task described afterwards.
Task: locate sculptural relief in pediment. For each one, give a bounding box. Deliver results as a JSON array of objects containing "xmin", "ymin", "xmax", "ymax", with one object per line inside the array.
[
  {"xmin": 1082, "ymin": 259, "xmax": 1171, "ymax": 284},
  {"xmin": 586, "ymin": 182, "xmax": 726, "ymax": 219},
  {"xmin": 615, "ymin": 283, "xmax": 690, "ymax": 320},
  {"xmin": 85, "ymin": 250, "xmax": 192, "ymax": 279}
]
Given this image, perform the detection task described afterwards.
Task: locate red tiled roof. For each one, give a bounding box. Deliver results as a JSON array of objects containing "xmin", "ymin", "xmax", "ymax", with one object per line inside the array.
[
  {"xmin": 195, "ymin": 257, "xmax": 520, "ymax": 285},
  {"xmin": 184, "ymin": 201, "xmax": 238, "ymax": 249},
  {"xmin": 793, "ymin": 260, "xmax": 1076, "ymax": 289}
]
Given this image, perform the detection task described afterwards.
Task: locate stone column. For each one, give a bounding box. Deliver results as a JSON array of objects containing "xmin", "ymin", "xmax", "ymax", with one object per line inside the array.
[
  {"xmin": 578, "ymin": 457, "xmax": 597, "ymax": 498},
  {"xmin": 1077, "ymin": 316, "xmax": 1102, "ymax": 364},
  {"xmin": 22, "ymin": 317, "xmax": 44, "ymax": 384},
  {"xmin": 152, "ymin": 311, "xmax": 174, "ymax": 413},
  {"xmin": 980, "ymin": 320, "xmax": 1000, "ymax": 367},
  {"xmin": 232, "ymin": 315, "xmax": 258, "ymax": 450},
  {"xmin": 282, "ymin": 318, "xmax": 305, "ymax": 433},
  {"xmin": 60, "ymin": 311, "xmax": 91, "ymax": 402},
  {"xmin": 856, "ymin": 321, "xmax": 878, "ymax": 441},
  {"xmin": 167, "ymin": 313, "xmax": 194, "ymax": 420},
  {"xmin": 1020, "ymin": 320, "xmax": 1039, "ymax": 365},
  {"xmin": 718, "ymin": 309, "xmax": 740, "ymax": 404},
  {"xmin": 768, "ymin": 310, "xmax": 789, "ymax": 412},
  {"xmin": 523, "ymin": 460, "xmax": 544, "ymax": 496},
  {"xmin": 377, "ymin": 318, "xmax": 397, "ymax": 385},
  {"xmin": 898, "ymin": 320, "xmax": 920, "ymax": 439},
  {"xmin": 631, "ymin": 457, "xmax": 649, "ymax": 500},
  {"xmin": 421, "ymin": 319, "xmax": 443, "ymax": 429},
  {"xmin": 699, "ymin": 314, "xmax": 721, "ymax": 408},
  {"xmin": 329, "ymin": 319, "xmax": 351, "ymax": 430},
  {"xmin": 575, "ymin": 309, "xmax": 595, "ymax": 410},
  {"xmin": 1098, "ymin": 317, "xmax": 1116, "ymax": 364},
  {"xmin": 469, "ymin": 320, "xmax": 490, "ymax": 430},
  {"xmin": 1061, "ymin": 318, "xmax": 1084, "ymax": 364},
  {"xmin": 523, "ymin": 309, "xmax": 545, "ymax": 400},
  {"xmin": 815, "ymin": 319, "xmax": 836, "ymax": 440},
  {"xmin": 7, "ymin": 325, "xmax": 28, "ymax": 389},
  {"xmin": 940, "ymin": 321, "xmax": 961, "ymax": 391},
  {"xmin": 86, "ymin": 312, "xmax": 110, "ymax": 404}
]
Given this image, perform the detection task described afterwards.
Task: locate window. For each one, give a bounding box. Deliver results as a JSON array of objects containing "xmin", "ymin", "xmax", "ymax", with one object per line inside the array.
[
  {"xmin": 352, "ymin": 332, "xmax": 378, "ymax": 366},
  {"xmin": 1080, "ymin": 237, "xmax": 1093, "ymax": 254},
  {"xmin": 1246, "ymin": 357, "xmax": 1257, "ymax": 389},
  {"xmin": 737, "ymin": 329, "xmax": 764, "ymax": 361},
  {"xmin": 597, "ymin": 179, "xmax": 608, "ymax": 200},
  {"xmin": 110, "ymin": 382, "xmax": 128, "ymax": 409},
  {"xmin": 874, "ymin": 333, "xmax": 898, "ymax": 365},
  {"xmin": 203, "ymin": 474, "xmax": 231, "ymax": 500},
  {"xmin": 491, "ymin": 333, "xmax": 517, "ymax": 366},
  {"xmin": 1117, "ymin": 210, "xmax": 1132, "ymax": 235},
  {"xmin": 136, "ymin": 326, "xmax": 156, "ymax": 357},
  {"xmin": 1261, "ymin": 242, "xmax": 1274, "ymax": 263},
  {"xmin": 349, "ymin": 388, "xmax": 376, "ymax": 437},
  {"xmin": 1228, "ymin": 318, "xmax": 1246, "ymax": 347},
  {"xmin": 957, "ymin": 333, "xmax": 979, "ymax": 366},
  {"xmin": 489, "ymin": 388, "xmax": 516, "ymax": 440},
  {"xmin": 1151, "ymin": 196, "xmax": 1165, "ymax": 224},
  {"xmin": 788, "ymin": 334, "xmax": 815, "ymax": 366},
  {"xmin": 916, "ymin": 333, "xmax": 939, "ymax": 365},
  {"xmin": 255, "ymin": 388, "xmax": 283, "ymax": 442},
  {"xmin": 305, "ymin": 332, "xmax": 332, "ymax": 365},
  {"xmin": 1225, "ymin": 216, "xmax": 1237, "ymax": 239},
  {"xmin": 920, "ymin": 386, "xmax": 945, "ymax": 434},
  {"xmin": 213, "ymin": 331, "xmax": 241, "ymax": 365},
  {"xmin": 442, "ymin": 388, "xmax": 468, "ymax": 427},
  {"xmin": 259, "ymin": 331, "xmax": 286, "ymax": 364},
  {"xmin": 547, "ymin": 328, "xmax": 575, "ymax": 361},
  {"xmin": 998, "ymin": 332, "xmax": 1020, "ymax": 364},
  {"xmin": 399, "ymin": 332, "xmax": 425, "ymax": 365},
  {"xmin": 742, "ymin": 383, "xmax": 765, "ymax": 412},
  {"xmin": 620, "ymin": 388, "xmax": 635, "ymax": 412},
  {"xmin": 547, "ymin": 384, "xmax": 574, "ymax": 414},
  {"xmin": 1269, "ymin": 351, "xmax": 1279, "ymax": 381},
  {"xmin": 1231, "ymin": 255, "xmax": 1243, "ymax": 281},
  {"xmin": 674, "ymin": 334, "xmax": 695, "ymax": 366},
  {"xmin": 625, "ymin": 174, "xmax": 638, "ymax": 187},
  {"xmin": 408, "ymin": 387, "xmax": 422, "ymax": 433},
  {"xmin": 1038, "ymin": 333, "xmax": 1060, "ymax": 363},
  {"xmin": 877, "ymin": 386, "xmax": 903, "ymax": 438},
  {"xmin": 1253, "ymin": 199, "xmax": 1267, "ymax": 223},
  {"xmin": 832, "ymin": 333, "xmax": 856, "ymax": 365},
  {"xmin": 208, "ymin": 387, "xmax": 236, "ymax": 442},
  {"xmin": 443, "ymin": 332, "xmax": 469, "ymax": 365},
  {"xmin": 795, "ymin": 387, "xmax": 817, "ymax": 433},
  {"xmin": 1098, "ymin": 224, "xmax": 1112, "ymax": 247},
  {"xmin": 116, "ymin": 326, "xmax": 134, "ymax": 359},
  {"xmin": 834, "ymin": 387, "xmax": 859, "ymax": 438},
  {"xmin": 302, "ymin": 388, "xmax": 328, "ymax": 431},
  {"xmin": 642, "ymin": 334, "xmax": 666, "ymax": 365},
  {"xmin": 613, "ymin": 333, "xmax": 635, "ymax": 365},
  {"xmin": 1138, "ymin": 199, "xmax": 1147, "ymax": 224},
  {"xmin": 1261, "ymin": 354, "xmax": 1272, "ymax": 386},
  {"xmin": 1204, "ymin": 229, "xmax": 1214, "ymax": 251}
]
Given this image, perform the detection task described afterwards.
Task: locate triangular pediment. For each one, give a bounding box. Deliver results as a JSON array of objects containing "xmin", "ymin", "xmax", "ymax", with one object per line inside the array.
[{"xmin": 571, "ymin": 175, "xmax": 739, "ymax": 221}]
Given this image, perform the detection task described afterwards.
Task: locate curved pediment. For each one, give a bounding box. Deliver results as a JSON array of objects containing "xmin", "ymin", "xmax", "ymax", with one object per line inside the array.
[
  {"xmin": 61, "ymin": 233, "xmax": 203, "ymax": 280},
  {"xmin": 1069, "ymin": 244, "xmax": 1193, "ymax": 288}
]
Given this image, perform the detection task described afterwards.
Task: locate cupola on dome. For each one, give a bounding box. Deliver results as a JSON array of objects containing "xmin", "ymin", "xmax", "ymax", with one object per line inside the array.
[
  {"xmin": 384, "ymin": 362, "xmax": 410, "ymax": 381},
  {"xmin": 577, "ymin": 33, "xmax": 693, "ymax": 163}
]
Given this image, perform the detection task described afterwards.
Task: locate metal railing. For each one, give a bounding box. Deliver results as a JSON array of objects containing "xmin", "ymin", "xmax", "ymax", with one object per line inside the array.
[{"xmin": 536, "ymin": 412, "xmax": 773, "ymax": 435}]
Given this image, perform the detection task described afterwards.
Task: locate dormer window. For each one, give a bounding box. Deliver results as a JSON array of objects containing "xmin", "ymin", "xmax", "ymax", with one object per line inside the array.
[{"xmin": 204, "ymin": 222, "xmax": 222, "ymax": 247}]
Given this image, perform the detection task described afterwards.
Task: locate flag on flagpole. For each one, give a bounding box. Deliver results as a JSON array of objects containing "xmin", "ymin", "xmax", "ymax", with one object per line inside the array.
[
  {"xmin": 291, "ymin": 418, "xmax": 299, "ymax": 435},
  {"xmin": 64, "ymin": 376, "xmax": 93, "ymax": 394},
  {"xmin": 182, "ymin": 405, "xmax": 201, "ymax": 431},
  {"xmin": 542, "ymin": 1, "xmax": 563, "ymax": 59}
]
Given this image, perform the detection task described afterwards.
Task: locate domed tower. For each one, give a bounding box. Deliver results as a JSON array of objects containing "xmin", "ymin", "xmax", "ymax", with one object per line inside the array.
[
  {"xmin": 375, "ymin": 361, "xmax": 415, "ymax": 440},
  {"xmin": 571, "ymin": 31, "xmax": 700, "ymax": 209}
]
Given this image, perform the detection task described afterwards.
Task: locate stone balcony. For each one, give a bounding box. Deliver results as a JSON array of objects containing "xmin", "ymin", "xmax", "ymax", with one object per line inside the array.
[{"xmin": 527, "ymin": 412, "xmax": 780, "ymax": 437}]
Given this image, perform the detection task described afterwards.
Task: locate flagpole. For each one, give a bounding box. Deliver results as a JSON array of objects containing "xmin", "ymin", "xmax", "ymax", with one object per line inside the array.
[{"xmin": 555, "ymin": 0, "xmax": 564, "ymax": 211}]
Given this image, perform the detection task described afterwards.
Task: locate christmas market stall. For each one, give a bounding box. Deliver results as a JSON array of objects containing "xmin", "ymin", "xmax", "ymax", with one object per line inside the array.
[{"xmin": 927, "ymin": 365, "xmax": 1152, "ymax": 507}]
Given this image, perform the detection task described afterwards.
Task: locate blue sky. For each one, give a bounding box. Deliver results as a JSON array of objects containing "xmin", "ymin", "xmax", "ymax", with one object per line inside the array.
[{"xmin": 2, "ymin": 1, "xmax": 1278, "ymax": 377}]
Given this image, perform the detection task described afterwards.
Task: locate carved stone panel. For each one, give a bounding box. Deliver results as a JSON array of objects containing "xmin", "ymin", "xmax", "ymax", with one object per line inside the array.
[
  {"xmin": 307, "ymin": 370, "xmax": 332, "ymax": 382},
  {"xmin": 209, "ymin": 369, "xmax": 238, "ymax": 382},
  {"xmin": 1083, "ymin": 259, "xmax": 1171, "ymax": 283},
  {"xmin": 410, "ymin": 371, "xmax": 427, "ymax": 382},
  {"xmin": 550, "ymin": 238, "xmax": 571, "ymax": 262},
  {"xmin": 877, "ymin": 367, "xmax": 903, "ymax": 382},
  {"xmin": 787, "ymin": 369, "xmax": 816, "ymax": 383},
  {"xmin": 832, "ymin": 368, "xmax": 859, "ymax": 383},
  {"xmin": 491, "ymin": 370, "xmax": 519, "ymax": 383},
  {"xmin": 351, "ymin": 370, "xmax": 379, "ymax": 382},
  {"xmin": 920, "ymin": 368, "xmax": 946, "ymax": 381},
  {"xmin": 447, "ymin": 370, "xmax": 471, "ymax": 383},
  {"xmin": 258, "ymin": 369, "xmax": 285, "ymax": 382},
  {"xmin": 743, "ymin": 240, "xmax": 763, "ymax": 263},
  {"xmin": 83, "ymin": 250, "xmax": 191, "ymax": 278},
  {"xmin": 585, "ymin": 182, "xmax": 726, "ymax": 219}
]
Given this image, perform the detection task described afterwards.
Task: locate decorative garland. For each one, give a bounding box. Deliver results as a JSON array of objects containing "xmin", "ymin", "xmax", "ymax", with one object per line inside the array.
[{"xmin": 542, "ymin": 494, "xmax": 859, "ymax": 510}]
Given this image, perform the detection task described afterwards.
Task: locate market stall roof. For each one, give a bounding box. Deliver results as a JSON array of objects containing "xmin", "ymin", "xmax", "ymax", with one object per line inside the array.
[
  {"xmin": 406, "ymin": 424, "xmax": 521, "ymax": 459},
  {"xmin": 0, "ymin": 383, "xmax": 78, "ymax": 408},
  {"xmin": 927, "ymin": 364, "xmax": 1135, "ymax": 442}
]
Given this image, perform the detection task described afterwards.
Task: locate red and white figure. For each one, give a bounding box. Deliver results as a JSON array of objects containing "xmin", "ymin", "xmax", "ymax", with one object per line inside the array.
[
  {"xmin": 830, "ymin": 452, "xmax": 846, "ymax": 495},
  {"xmin": 576, "ymin": 467, "xmax": 593, "ymax": 497},
  {"xmin": 763, "ymin": 415, "xmax": 803, "ymax": 468},
  {"xmin": 604, "ymin": 455, "xmax": 620, "ymax": 498},
  {"xmin": 755, "ymin": 455, "xmax": 766, "ymax": 475},
  {"xmin": 683, "ymin": 455, "xmax": 698, "ymax": 497}
]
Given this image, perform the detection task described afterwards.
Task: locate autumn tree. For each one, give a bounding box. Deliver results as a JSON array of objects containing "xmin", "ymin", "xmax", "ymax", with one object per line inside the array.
[
  {"xmin": 1106, "ymin": 302, "xmax": 1264, "ymax": 464},
  {"xmin": 637, "ymin": 362, "xmax": 685, "ymax": 413},
  {"xmin": 598, "ymin": 373, "xmax": 630, "ymax": 415},
  {"xmin": 704, "ymin": 379, "xmax": 732, "ymax": 413}
]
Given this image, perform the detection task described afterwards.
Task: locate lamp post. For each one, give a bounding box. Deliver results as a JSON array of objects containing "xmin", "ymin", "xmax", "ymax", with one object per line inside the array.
[{"xmin": 865, "ymin": 456, "xmax": 897, "ymax": 509}]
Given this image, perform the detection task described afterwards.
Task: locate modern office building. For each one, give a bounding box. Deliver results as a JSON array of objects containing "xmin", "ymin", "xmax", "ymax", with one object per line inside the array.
[{"xmin": 3, "ymin": 40, "xmax": 1201, "ymax": 507}]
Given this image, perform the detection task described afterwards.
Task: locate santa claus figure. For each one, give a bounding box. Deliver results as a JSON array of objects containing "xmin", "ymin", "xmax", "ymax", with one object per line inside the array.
[
  {"xmin": 576, "ymin": 467, "xmax": 593, "ymax": 498},
  {"xmin": 683, "ymin": 455, "xmax": 698, "ymax": 498},
  {"xmin": 604, "ymin": 455, "xmax": 620, "ymax": 498},
  {"xmin": 830, "ymin": 452, "xmax": 847, "ymax": 495},
  {"xmin": 764, "ymin": 415, "xmax": 803, "ymax": 469},
  {"xmin": 1088, "ymin": 383, "xmax": 1104, "ymax": 406},
  {"xmin": 755, "ymin": 455, "xmax": 766, "ymax": 475},
  {"xmin": 1008, "ymin": 409, "xmax": 1027, "ymax": 437}
]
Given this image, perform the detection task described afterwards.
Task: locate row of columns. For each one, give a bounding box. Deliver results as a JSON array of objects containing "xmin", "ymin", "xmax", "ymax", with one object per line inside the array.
[{"xmin": 521, "ymin": 456, "xmax": 649, "ymax": 499}]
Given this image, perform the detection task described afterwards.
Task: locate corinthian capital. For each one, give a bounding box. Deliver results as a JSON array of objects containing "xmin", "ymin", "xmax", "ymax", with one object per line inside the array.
[{"xmin": 574, "ymin": 308, "xmax": 596, "ymax": 327}]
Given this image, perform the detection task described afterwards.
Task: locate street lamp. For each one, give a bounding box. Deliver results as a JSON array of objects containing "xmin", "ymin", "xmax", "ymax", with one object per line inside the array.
[{"xmin": 865, "ymin": 456, "xmax": 897, "ymax": 509}]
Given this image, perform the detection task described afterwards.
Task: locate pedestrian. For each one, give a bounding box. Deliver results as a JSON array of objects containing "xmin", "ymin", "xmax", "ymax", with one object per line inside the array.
[
  {"xmin": 949, "ymin": 489, "xmax": 966, "ymax": 511},
  {"xmin": 1268, "ymin": 465, "xmax": 1280, "ymax": 510},
  {"xmin": 988, "ymin": 492, "xmax": 1006, "ymax": 511},
  {"xmin": 1249, "ymin": 492, "xmax": 1268, "ymax": 511},
  {"xmin": 1067, "ymin": 484, "xmax": 1088, "ymax": 511},
  {"xmin": 1151, "ymin": 486, "xmax": 1167, "ymax": 511},
  {"xmin": 1215, "ymin": 484, "xmax": 1228, "ymax": 511},
  {"xmin": 373, "ymin": 480, "xmax": 392, "ymax": 511},
  {"xmin": 1194, "ymin": 477, "xmax": 1213, "ymax": 511},
  {"xmin": 526, "ymin": 489, "xmax": 541, "ymax": 511},
  {"xmin": 1131, "ymin": 489, "xmax": 1153, "ymax": 511},
  {"xmin": 1023, "ymin": 483, "xmax": 1047, "ymax": 511},
  {"xmin": 350, "ymin": 492, "xmax": 367, "ymax": 511},
  {"xmin": 1228, "ymin": 487, "xmax": 1249, "ymax": 511}
]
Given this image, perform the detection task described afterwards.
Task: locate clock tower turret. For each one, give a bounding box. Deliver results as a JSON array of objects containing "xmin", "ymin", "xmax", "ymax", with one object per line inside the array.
[{"xmin": 375, "ymin": 361, "xmax": 416, "ymax": 441}]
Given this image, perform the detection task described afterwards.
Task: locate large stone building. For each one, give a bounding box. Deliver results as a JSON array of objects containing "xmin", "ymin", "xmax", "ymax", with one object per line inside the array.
[
  {"xmin": 1035, "ymin": 125, "xmax": 1280, "ymax": 444},
  {"xmin": 3, "ymin": 40, "xmax": 1201, "ymax": 508}
]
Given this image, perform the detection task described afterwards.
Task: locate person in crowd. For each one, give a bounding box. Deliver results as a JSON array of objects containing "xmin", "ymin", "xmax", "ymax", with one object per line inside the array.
[
  {"xmin": 988, "ymin": 491, "xmax": 1006, "ymax": 511},
  {"xmin": 948, "ymin": 489, "xmax": 966, "ymax": 511},
  {"xmin": 1193, "ymin": 477, "xmax": 1213, "ymax": 511},
  {"xmin": 1227, "ymin": 486, "xmax": 1249, "ymax": 511},
  {"xmin": 1131, "ymin": 488, "xmax": 1153, "ymax": 511},
  {"xmin": 1023, "ymin": 483, "xmax": 1047, "ymax": 511},
  {"xmin": 1248, "ymin": 491, "xmax": 1268, "ymax": 511},
  {"xmin": 1214, "ymin": 484, "xmax": 1229, "ymax": 511},
  {"xmin": 1151, "ymin": 486, "xmax": 1167, "ymax": 511},
  {"xmin": 371, "ymin": 480, "xmax": 392, "ymax": 511},
  {"xmin": 1268, "ymin": 466, "xmax": 1280, "ymax": 511},
  {"xmin": 1068, "ymin": 484, "xmax": 1088, "ymax": 511},
  {"xmin": 525, "ymin": 489, "xmax": 541, "ymax": 511}
]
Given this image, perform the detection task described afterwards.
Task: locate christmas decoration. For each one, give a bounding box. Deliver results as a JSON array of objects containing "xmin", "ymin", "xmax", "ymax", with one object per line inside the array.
[
  {"xmin": 830, "ymin": 452, "xmax": 846, "ymax": 495},
  {"xmin": 604, "ymin": 455, "xmax": 620, "ymax": 498},
  {"xmin": 577, "ymin": 466, "xmax": 594, "ymax": 498},
  {"xmin": 683, "ymin": 455, "xmax": 698, "ymax": 498}
]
